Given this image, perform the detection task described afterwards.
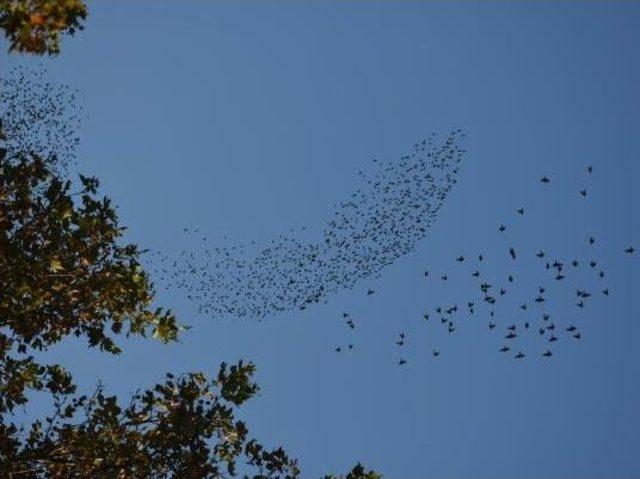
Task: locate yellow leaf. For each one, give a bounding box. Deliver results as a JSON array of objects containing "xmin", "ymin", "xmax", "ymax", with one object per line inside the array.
[{"xmin": 49, "ymin": 258, "xmax": 65, "ymax": 272}]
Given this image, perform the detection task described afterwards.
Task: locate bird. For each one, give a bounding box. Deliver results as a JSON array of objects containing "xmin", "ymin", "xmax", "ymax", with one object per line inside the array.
[
  {"xmin": 543, "ymin": 350, "xmax": 553, "ymax": 358},
  {"xmin": 515, "ymin": 351, "xmax": 525, "ymax": 359},
  {"xmin": 540, "ymin": 176, "xmax": 550, "ymax": 183},
  {"xmin": 432, "ymin": 350, "xmax": 440, "ymax": 357},
  {"xmin": 509, "ymin": 248, "xmax": 516, "ymax": 260},
  {"xmin": 625, "ymin": 246, "xmax": 635, "ymax": 254},
  {"xmin": 500, "ymin": 345, "xmax": 510, "ymax": 352},
  {"xmin": 398, "ymin": 359, "xmax": 407, "ymax": 366},
  {"xmin": 517, "ymin": 207, "xmax": 524, "ymax": 215},
  {"xmin": 499, "ymin": 224, "xmax": 506, "ymax": 232},
  {"xmin": 456, "ymin": 255, "xmax": 465, "ymax": 262},
  {"xmin": 580, "ymin": 189, "xmax": 587, "ymax": 197}
]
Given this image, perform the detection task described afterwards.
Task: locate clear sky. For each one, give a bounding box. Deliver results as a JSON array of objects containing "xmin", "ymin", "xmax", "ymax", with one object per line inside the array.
[{"xmin": 3, "ymin": 2, "xmax": 640, "ymax": 477}]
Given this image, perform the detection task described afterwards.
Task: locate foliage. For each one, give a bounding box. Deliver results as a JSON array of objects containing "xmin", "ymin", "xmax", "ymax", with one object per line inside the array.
[
  {"xmin": 0, "ymin": 120, "xmax": 180, "ymax": 414},
  {"xmin": 0, "ymin": 363, "xmax": 301, "ymax": 478},
  {"xmin": 323, "ymin": 463, "xmax": 382, "ymax": 479},
  {"xmin": 0, "ymin": 0, "xmax": 87, "ymax": 54}
]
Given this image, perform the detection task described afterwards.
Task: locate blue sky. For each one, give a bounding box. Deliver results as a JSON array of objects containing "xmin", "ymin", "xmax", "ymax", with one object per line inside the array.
[{"xmin": 3, "ymin": 2, "xmax": 640, "ymax": 477}]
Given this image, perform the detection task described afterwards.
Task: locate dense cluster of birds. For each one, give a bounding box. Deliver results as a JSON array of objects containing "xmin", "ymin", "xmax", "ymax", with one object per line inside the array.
[
  {"xmin": 0, "ymin": 67, "xmax": 82, "ymax": 174},
  {"xmin": 152, "ymin": 130, "xmax": 466, "ymax": 319},
  {"xmin": 333, "ymin": 166, "xmax": 637, "ymax": 364}
]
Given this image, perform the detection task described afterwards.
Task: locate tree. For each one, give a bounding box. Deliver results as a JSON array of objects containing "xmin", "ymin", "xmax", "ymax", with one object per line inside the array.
[
  {"xmin": 0, "ymin": 0, "xmax": 87, "ymax": 54},
  {"xmin": 0, "ymin": 122, "xmax": 380, "ymax": 478}
]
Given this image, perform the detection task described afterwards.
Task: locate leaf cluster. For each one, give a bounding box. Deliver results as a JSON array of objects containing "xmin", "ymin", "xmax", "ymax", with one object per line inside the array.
[{"xmin": 0, "ymin": 0, "xmax": 87, "ymax": 54}]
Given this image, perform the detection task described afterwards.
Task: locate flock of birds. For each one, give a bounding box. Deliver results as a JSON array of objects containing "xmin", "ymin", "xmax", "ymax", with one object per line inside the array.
[
  {"xmin": 151, "ymin": 130, "xmax": 466, "ymax": 319},
  {"xmin": 3, "ymin": 67, "xmax": 637, "ymax": 365},
  {"xmin": 333, "ymin": 167, "xmax": 637, "ymax": 364},
  {"xmin": 150, "ymin": 130, "xmax": 637, "ymax": 364},
  {"xmin": 0, "ymin": 67, "xmax": 82, "ymax": 175}
]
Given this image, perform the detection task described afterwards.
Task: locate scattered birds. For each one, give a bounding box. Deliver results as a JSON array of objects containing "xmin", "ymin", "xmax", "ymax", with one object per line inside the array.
[{"xmin": 403, "ymin": 160, "xmax": 625, "ymax": 364}]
